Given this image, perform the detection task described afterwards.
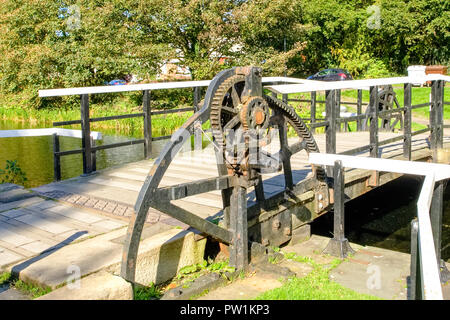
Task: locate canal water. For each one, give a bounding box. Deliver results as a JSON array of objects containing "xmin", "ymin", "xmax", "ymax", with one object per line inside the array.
[
  {"xmin": 311, "ymin": 175, "xmax": 450, "ymax": 263},
  {"xmin": 0, "ymin": 119, "xmax": 169, "ymax": 188}
]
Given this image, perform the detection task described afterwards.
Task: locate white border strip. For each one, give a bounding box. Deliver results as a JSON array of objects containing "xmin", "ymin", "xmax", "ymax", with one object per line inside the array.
[{"xmin": 0, "ymin": 128, "xmax": 102, "ymax": 140}]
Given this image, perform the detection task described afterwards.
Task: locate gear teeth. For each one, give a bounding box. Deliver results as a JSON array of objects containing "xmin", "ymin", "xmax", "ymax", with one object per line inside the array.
[
  {"xmin": 263, "ymin": 94, "xmax": 326, "ymax": 181},
  {"xmin": 210, "ymin": 74, "xmax": 246, "ymax": 151}
]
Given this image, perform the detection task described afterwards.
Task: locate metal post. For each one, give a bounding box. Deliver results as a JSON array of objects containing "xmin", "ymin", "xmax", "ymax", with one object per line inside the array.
[
  {"xmin": 336, "ymin": 89, "xmax": 341, "ymax": 132},
  {"xmin": 229, "ymin": 185, "xmax": 248, "ymax": 271},
  {"xmin": 193, "ymin": 87, "xmax": 202, "ymax": 151},
  {"xmin": 403, "ymin": 83, "xmax": 412, "ymax": 160},
  {"xmin": 143, "ymin": 90, "xmax": 152, "ymax": 159},
  {"xmin": 409, "ymin": 219, "xmax": 422, "ymax": 300},
  {"xmin": 282, "ymin": 93, "xmax": 288, "ymax": 105},
  {"xmin": 356, "ymin": 89, "xmax": 362, "ymax": 131},
  {"xmin": 80, "ymin": 94, "xmax": 92, "ymax": 175},
  {"xmin": 323, "ymin": 160, "xmax": 355, "ymax": 258},
  {"xmin": 325, "ymin": 90, "xmax": 337, "ymax": 178},
  {"xmin": 310, "ymin": 91, "xmax": 316, "ymax": 134},
  {"xmin": 431, "ymin": 80, "xmax": 444, "ymax": 160},
  {"xmin": 52, "ymin": 133, "xmax": 61, "ymax": 181}
]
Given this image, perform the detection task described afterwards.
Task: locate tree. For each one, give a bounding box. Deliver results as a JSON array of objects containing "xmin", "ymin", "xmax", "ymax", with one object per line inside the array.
[{"xmin": 0, "ymin": 0, "xmax": 167, "ymax": 107}]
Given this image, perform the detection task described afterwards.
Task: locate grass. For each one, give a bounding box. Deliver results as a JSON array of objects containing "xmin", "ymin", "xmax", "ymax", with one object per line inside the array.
[
  {"xmin": 340, "ymin": 86, "xmax": 450, "ymax": 120},
  {"xmin": 0, "ymin": 272, "xmax": 11, "ymax": 285},
  {"xmin": 0, "ymin": 272, "xmax": 51, "ymax": 299},
  {"xmin": 12, "ymin": 279, "xmax": 51, "ymax": 299},
  {"xmin": 255, "ymin": 252, "xmax": 381, "ymax": 300},
  {"xmin": 0, "ymin": 92, "xmax": 198, "ymax": 139},
  {"xmin": 134, "ymin": 282, "xmax": 163, "ymax": 300}
]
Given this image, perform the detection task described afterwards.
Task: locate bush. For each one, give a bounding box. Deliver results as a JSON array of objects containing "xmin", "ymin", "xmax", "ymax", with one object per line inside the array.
[{"xmin": 0, "ymin": 160, "xmax": 28, "ymax": 186}]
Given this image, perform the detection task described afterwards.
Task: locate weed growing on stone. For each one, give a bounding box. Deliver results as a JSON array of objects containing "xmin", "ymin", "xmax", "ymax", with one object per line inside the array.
[
  {"xmin": 134, "ymin": 282, "xmax": 162, "ymax": 300},
  {"xmin": 12, "ymin": 279, "xmax": 51, "ymax": 299},
  {"xmin": 0, "ymin": 272, "xmax": 11, "ymax": 285}
]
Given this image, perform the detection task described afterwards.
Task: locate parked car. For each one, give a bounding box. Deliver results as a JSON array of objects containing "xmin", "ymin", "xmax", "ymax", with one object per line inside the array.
[
  {"xmin": 307, "ymin": 69, "xmax": 353, "ymax": 81},
  {"xmin": 106, "ymin": 79, "xmax": 127, "ymax": 86}
]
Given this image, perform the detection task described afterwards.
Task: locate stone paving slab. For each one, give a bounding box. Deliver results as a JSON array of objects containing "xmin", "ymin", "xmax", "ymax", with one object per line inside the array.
[
  {"xmin": 199, "ymin": 272, "xmax": 284, "ymax": 300},
  {"xmin": 34, "ymin": 188, "xmax": 193, "ymax": 228},
  {"xmin": 329, "ymin": 246, "xmax": 410, "ymax": 300},
  {"xmin": 0, "ymin": 183, "xmax": 22, "ymax": 193},
  {"xmin": 46, "ymin": 205, "xmax": 104, "ymax": 224},
  {"xmin": 0, "ymin": 284, "xmax": 30, "ymax": 300},
  {"xmin": 0, "ymin": 188, "xmax": 34, "ymax": 203},
  {"xmin": 13, "ymin": 212, "xmax": 74, "ymax": 235},
  {"xmin": 0, "ymin": 224, "xmax": 36, "ymax": 246},
  {"xmin": 0, "ymin": 197, "xmax": 44, "ymax": 213},
  {"xmin": 0, "ymin": 247, "xmax": 24, "ymax": 266},
  {"xmin": 0, "ymin": 187, "xmax": 130, "ymax": 271}
]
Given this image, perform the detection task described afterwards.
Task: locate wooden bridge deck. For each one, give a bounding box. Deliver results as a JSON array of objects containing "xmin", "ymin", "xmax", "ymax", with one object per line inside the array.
[{"xmin": 32, "ymin": 130, "xmax": 449, "ymax": 228}]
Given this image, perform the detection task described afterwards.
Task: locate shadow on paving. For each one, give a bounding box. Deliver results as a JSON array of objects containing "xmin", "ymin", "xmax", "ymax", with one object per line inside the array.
[{"xmin": 11, "ymin": 231, "xmax": 88, "ymax": 277}]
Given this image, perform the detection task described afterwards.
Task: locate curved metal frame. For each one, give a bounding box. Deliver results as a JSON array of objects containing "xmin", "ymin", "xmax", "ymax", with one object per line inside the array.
[
  {"xmin": 120, "ymin": 68, "xmax": 237, "ymax": 282},
  {"xmin": 120, "ymin": 66, "xmax": 324, "ymax": 283}
]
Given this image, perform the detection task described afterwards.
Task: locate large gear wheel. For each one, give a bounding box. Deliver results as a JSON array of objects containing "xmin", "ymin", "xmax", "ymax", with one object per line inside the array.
[
  {"xmin": 209, "ymin": 70, "xmax": 325, "ymax": 181},
  {"xmin": 363, "ymin": 85, "xmax": 402, "ymax": 131}
]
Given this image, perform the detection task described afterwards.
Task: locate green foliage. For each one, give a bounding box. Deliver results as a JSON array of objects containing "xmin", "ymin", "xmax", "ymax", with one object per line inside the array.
[
  {"xmin": 0, "ymin": 160, "xmax": 28, "ymax": 186},
  {"xmin": 0, "ymin": 0, "xmax": 448, "ymax": 112},
  {"xmin": 12, "ymin": 279, "xmax": 51, "ymax": 299},
  {"xmin": 177, "ymin": 259, "xmax": 235, "ymax": 279},
  {"xmin": 0, "ymin": 272, "xmax": 11, "ymax": 286},
  {"xmin": 255, "ymin": 273, "xmax": 380, "ymax": 300},
  {"xmin": 256, "ymin": 251, "xmax": 380, "ymax": 300},
  {"xmin": 134, "ymin": 282, "xmax": 162, "ymax": 300},
  {"xmin": 0, "ymin": 0, "xmax": 167, "ymax": 108}
]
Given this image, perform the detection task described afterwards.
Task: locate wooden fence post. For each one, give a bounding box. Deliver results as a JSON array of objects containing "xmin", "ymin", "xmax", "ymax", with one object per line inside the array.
[
  {"xmin": 80, "ymin": 94, "xmax": 93, "ymax": 174},
  {"xmin": 325, "ymin": 90, "xmax": 337, "ymax": 178},
  {"xmin": 53, "ymin": 133, "xmax": 61, "ymax": 181},
  {"xmin": 403, "ymin": 83, "xmax": 412, "ymax": 160},
  {"xmin": 143, "ymin": 90, "xmax": 152, "ymax": 159},
  {"xmin": 356, "ymin": 89, "xmax": 363, "ymax": 131},
  {"xmin": 369, "ymin": 86, "xmax": 379, "ymax": 158},
  {"xmin": 310, "ymin": 91, "xmax": 317, "ymax": 134},
  {"xmin": 193, "ymin": 87, "xmax": 202, "ymax": 151}
]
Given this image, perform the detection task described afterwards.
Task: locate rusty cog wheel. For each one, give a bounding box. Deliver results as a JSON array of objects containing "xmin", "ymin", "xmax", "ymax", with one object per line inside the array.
[{"xmin": 209, "ymin": 73, "xmax": 325, "ymax": 180}]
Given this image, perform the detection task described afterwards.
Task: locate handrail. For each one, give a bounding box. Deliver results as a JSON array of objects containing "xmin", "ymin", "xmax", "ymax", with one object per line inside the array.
[
  {"xmin": 267, "ymin": 74, "xmax": 450, "ymax": 94},
  {"xmin": 309, "ymin": 153, "xmax": 449, "ymax": 300},
  {"xmin": 38, "ymin": 76, "xmax": 319, "ymax": 97},
  {"xmin": 416, "ymin": 174, "xmax": 443, "ymax": 299},
  {"xmin": 0, "ymin": 128, "xmax": 102, "ymax": 140}
]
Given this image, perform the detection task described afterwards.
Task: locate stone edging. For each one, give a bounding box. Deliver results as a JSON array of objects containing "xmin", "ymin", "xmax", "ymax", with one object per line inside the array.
[{"xmin": 36, "ymin": 190, "xmax": 189, "ymax": 228}]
